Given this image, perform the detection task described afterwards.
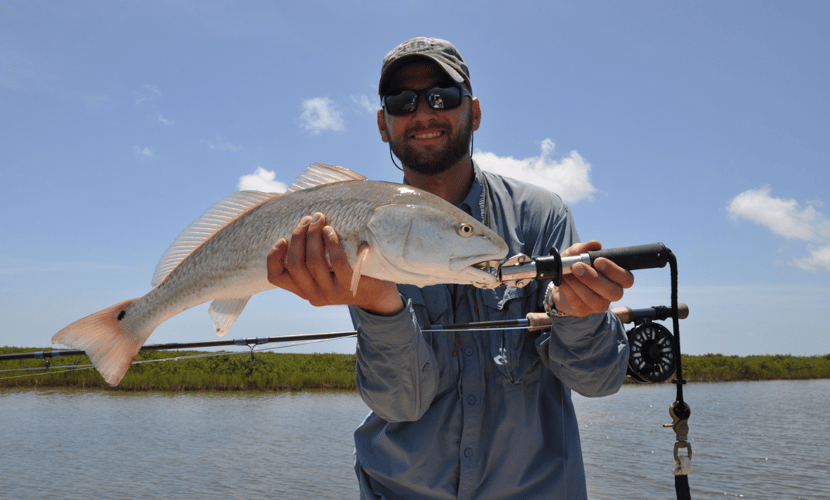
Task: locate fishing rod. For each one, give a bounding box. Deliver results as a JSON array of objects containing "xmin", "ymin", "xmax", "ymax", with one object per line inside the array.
[
  {"xmin": 1, "ymin": 302, "xmax": 687, "ymax": 363},
  {"xmin": 0, "ymin": 330, "xmax": 360, "ymax": 362}
]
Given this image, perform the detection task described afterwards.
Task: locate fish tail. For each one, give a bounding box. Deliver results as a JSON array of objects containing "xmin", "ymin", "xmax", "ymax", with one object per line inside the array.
[{"xmin": 52, "ymin": 299, "xmax": 148, "ymax": 386}]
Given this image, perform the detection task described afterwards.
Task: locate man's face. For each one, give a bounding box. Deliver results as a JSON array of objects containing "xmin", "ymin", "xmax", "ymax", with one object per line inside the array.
[{"xmin": 379, "ymin": 61, "xmax": 477, "ymax": 175}]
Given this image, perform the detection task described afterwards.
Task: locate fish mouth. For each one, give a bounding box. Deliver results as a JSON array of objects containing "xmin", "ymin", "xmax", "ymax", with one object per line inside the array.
[
  {"xmin": 459, "ymin": 259, "xmax": 504, "ymax": 289},
  {"xmin": 473, "ymin": 260, "xmax": 502, "ymax": 272}
]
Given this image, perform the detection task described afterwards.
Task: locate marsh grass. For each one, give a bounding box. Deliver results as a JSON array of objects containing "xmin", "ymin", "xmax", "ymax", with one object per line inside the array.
[
  {"xmin": 0, "ymin": 348, "xmax": 357, "ymax": 391},
  {"xmin": 2, "ymin": 347, "xmax": 829, "ymax": 390},
  {"xmin": 679, "ymin": 353, "xmax": 830, "ymax": 383}
]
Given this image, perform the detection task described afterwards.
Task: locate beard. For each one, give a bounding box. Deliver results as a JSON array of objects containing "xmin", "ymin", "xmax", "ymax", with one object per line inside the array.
[{"xmin": 389, "ymin": 110, "xmax": 473, "ymax": 175}]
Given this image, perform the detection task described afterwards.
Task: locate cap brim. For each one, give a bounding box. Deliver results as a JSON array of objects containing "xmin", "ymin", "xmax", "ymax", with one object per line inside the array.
[{"xmin": 379, "ymin": 54, "xmax": 466, "ymax": 95}]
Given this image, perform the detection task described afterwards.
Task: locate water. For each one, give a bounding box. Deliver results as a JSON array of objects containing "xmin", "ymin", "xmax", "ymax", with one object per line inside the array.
[
  {"xmin": 1, "ymin": 380, "xmax": 828, "ymax": 499},
  {"xmin": 576, "ymin": 380, "xmax": 830, "ymax": 499}
]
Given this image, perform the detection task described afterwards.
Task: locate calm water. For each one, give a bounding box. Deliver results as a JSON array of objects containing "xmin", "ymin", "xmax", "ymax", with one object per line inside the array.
[{"xmin": 1, "ymin": 380, "xmax": 828, "ymax": 499}]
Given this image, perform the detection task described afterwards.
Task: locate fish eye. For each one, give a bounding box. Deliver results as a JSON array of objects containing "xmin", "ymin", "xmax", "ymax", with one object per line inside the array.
[{"xmin": 458, "ymin": 223, "xmax": 474, "ymax": 237}]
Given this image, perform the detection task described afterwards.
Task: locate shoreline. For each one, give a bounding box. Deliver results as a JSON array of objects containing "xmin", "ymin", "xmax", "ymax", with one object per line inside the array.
[{"xmin": 2, "ymin": 349, "xmax": 828, "ymax": 391}]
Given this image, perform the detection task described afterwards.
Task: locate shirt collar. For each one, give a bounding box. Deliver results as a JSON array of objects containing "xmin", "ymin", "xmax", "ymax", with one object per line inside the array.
[
  {"xmin": 401, "ymin": 160, "xmax": 487, "ymax": 222},
  {"xmin": 459, "ymin": 161, "xmax": 487, "ymax": 223}
]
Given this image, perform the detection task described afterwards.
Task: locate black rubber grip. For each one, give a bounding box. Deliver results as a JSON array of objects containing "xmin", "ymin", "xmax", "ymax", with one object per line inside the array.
[
  {"xmin": 533, "ymin": 253, "xmax": 562, "ymax": 282},
  {"xmin": 587, "ymin": 243, "xmax": 669, "ymax": 271}
]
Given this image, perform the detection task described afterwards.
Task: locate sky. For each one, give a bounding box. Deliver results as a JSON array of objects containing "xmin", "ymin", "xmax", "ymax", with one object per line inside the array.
[{"xmin": 2, "ymin": 1, "xmax": 829, "ymax": 358}]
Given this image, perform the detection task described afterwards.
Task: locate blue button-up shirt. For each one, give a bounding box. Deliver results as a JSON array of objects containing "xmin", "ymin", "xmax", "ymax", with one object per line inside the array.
[{"xmin": 350, "ymin": 163, "xmax": 629, "ymax": 499}]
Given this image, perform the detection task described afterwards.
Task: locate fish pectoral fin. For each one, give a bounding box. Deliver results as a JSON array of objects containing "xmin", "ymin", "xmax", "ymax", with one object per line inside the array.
[
  {"xmin": 208, "ymin": 297, "xmax": 252, "ymax": 336},
  {"xmin": 350, "ymin": 244, "xmax": 371, "ymax": 296}
]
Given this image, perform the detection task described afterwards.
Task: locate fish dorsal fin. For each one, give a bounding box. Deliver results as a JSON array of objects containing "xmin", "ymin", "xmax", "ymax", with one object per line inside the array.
[
  {"xmin": 151, "ymin": 191, "xmax": 279, "ymax": 287},
  {"xmin": 288, "ymin": 162, "xmax": 367, "ymax": 192}
]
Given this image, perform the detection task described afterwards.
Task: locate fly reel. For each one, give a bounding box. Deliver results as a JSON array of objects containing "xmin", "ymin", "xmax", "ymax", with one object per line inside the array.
[{"xmin": 626, "ymin": 321, "xmax": 676, "ymax": 383}]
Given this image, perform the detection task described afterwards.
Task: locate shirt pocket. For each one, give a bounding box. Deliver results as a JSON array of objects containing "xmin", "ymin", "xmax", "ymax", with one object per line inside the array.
[
  {"xmin": 399, "ymin": 285, "xmax": 462, "ymax": 397},
  {"xmin": 480, "ymin": 284, "xmax": 542, "ymax": 385}
]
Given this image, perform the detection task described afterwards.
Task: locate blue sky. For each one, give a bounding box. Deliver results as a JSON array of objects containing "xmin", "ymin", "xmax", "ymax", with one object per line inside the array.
[{"xmin": 2, "ymin": 1, "xmax": 828, "ymax": 357}]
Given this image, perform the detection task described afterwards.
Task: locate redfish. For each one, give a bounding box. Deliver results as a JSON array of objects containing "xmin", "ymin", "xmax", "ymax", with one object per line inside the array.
[{"xmin": 52, "ymin": 163, "xmax": 508, "ymax": 386}]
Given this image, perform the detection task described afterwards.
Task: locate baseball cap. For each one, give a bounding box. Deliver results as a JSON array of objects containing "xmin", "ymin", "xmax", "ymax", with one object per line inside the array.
[{"xmin": 378, "ymin": 37, "xmax": 471, "ymax": 95}]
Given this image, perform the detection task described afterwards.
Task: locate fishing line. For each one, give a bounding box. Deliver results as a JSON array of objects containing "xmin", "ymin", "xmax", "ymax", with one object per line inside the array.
[
  {"xmin": 0, "ymin": 365, "xmax": 95, "ymax": 381},
  {"xmin": 427, "ymin": 325, "xmax": 534, "ymax": 333},
  {"xmin": 251, "ymin": 337, "xmax": 357, "ymax": 353},
  {"xmin": 0, "ymin": 335, "xmax": 359, "ymax": 383},
  {"xmin": 131, "ymin": 350, "xmax": 238, "ymax": 364},
  {"xmin": 0, "ymin": 364, "xmax": 93, "ymax": 373}
]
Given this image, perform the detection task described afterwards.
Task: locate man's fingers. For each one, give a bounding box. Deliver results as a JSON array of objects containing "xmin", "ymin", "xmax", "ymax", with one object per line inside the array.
[
  {"xmin": 285, "ymin": 215, "xmax": 311, "ymax": 269},
  {"xmin": 562, "ymin": 270, "xmax": 613, "ymax": 314},
  {"xmin": 266, "ymin": 238, "xmax": 289, "ymax": 284},
  {"xmin": 266, "ymin": 238, "xmax": 310, "ymax": 300},
  {"xmin": 304, "ymin": 213, "xmax": 336, "ymax": 288},
  {"xmin": 560, "ymin": 239, "xmax": 602, "ymax": 258},
  {"xmin": 571, "ymin": 262, "xmax": 625, "ymax": 304},
  {"xmin": 594, "ymin": 258, "xmax": 635, "ymax": 290},
  {"xmin": 323, "ymin": 224, "xmax": 352, "ymax": 281}
]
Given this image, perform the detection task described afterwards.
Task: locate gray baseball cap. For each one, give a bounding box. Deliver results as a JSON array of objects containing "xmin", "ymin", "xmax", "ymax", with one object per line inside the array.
[{"xmin": 378, "ymin": 37, "xmax": 471, "ymax": 95}]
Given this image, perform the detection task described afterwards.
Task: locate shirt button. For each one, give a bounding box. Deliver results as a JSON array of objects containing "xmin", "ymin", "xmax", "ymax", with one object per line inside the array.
[
  {"xmin": 464, "ymin": 448, "xmax": 473, "ymax": 458},
  {"xmin": 467, "ymin": 396, "xmax": 476, "ymax": 405},
  {"xmin": 464, "ymin": 347, "xmax": 473, "ymax": 356}
]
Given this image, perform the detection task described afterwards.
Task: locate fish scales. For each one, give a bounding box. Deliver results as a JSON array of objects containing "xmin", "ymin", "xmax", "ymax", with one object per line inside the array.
[
  {"xmin": 51, "ymin": 163, "xmax": 509, "ymax": 385},
  {"xmin": 124, "ymin": 181, "xmax": 381, "ymax": 335}
]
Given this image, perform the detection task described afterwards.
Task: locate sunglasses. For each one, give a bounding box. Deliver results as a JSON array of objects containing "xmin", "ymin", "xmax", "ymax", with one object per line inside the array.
[{"xmin": 382, "ymin": 85, "xmax": 472, "ymax": 116}]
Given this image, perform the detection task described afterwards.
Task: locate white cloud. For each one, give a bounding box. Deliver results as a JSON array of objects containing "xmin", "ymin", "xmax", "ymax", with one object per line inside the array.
[
  {"xmin": 135, "ymin": 84, "xmax": 161, "ymax": 105},
  {"xmin": 474, "ymin": 139, "xmax": 596, "ymax": 204},
  {"xmin": 202, "ymin": 137, "xmax": 243, "ymax": 152},
  {"xmin": 158, "ymin": 113, "xmax": 174, "ymax": 126},
  {"xmin": 238, "ymin": 167, "xmax": 289, "ymax": 193},
  {"xmin": 727, "ymin": 186, "xmax": 830, "ymax": 272},
  {"xmin": 134, "ymin": 146, "xmax": 155, "ymax": 158},
  {"xmin": 299, "ymin": 97, "xmax": 344, "ymax": 135},
  {"xmin": 727, "ymin": 186, "xmax": 830, "ymax": 241},
  {"xmin": 351, "ymin": 94, "xmax": 378, "ymax": 113},
  {"xmin": 794, "ymin": 246, "xmax": 830, "ymax": 272}
]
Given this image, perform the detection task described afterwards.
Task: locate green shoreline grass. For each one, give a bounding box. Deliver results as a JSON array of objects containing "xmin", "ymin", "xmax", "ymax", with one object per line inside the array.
[{"xmin": 2, "ymin": 347, "xmax": 829, "ymax": 391}]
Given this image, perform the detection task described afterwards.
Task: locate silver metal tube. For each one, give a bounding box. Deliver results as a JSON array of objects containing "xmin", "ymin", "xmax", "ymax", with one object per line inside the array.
[
  {"xmin": 498, "ymin": 262, "xmax": 538, "ymax": 284},
  {"xmin": 560, "ymin": 253, "xmax": 593, "ymax": 275}
]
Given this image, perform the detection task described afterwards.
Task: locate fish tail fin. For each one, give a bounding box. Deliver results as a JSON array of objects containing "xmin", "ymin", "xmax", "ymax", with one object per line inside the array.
[{"xmin": 51, "ymin": 299, "xmax": 149, "ymax": 386}]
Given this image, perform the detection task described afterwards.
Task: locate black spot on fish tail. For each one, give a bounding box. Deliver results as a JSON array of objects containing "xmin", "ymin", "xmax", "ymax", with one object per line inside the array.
[{"xmin": 117, "ymin": 310, "xmax": 126, "ymax": 321}]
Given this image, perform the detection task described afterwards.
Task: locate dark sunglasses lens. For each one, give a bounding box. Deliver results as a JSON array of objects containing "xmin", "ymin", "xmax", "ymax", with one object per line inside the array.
[
  {"xmin": 384, "ymin": 91, "xmax": 418, "ymax": 115},
  {"xmin": 384, "ymin": 86, "xmax": 464, "ymax": 115},
  {"xmin": 426, "ymin": 87, "xmax": 461, "ymax": 110}
]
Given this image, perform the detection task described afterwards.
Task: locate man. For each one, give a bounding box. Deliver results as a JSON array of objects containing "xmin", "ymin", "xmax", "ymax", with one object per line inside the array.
[{"xmin": 268, "ymin": 37, "xmax": 633, "ymax": 499}]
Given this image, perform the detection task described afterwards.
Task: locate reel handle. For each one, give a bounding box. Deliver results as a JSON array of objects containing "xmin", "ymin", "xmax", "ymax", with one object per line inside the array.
[{"xmin": 614, "ymin": 303, "xmax": 689, "ymax": 324}]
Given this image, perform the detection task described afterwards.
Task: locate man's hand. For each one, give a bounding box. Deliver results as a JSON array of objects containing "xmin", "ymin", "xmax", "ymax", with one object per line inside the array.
[
  {"xmin": 549, "ymin": 240, "xmax": 634, "ymax": 318},
  {"xmin": 266, "ymin": 212, "xmax": 404, "ymax": 316}
]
